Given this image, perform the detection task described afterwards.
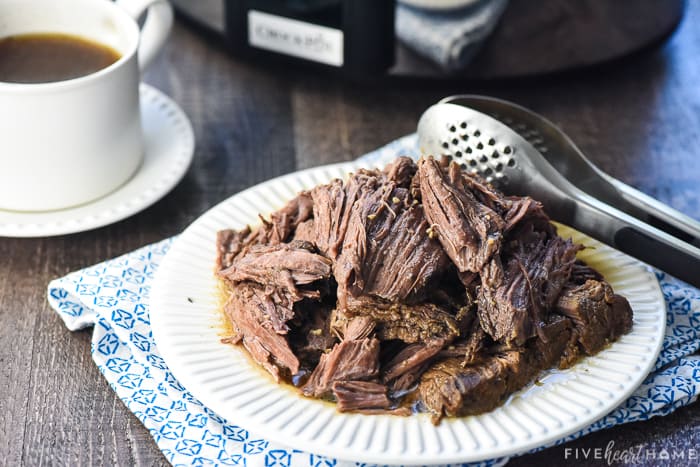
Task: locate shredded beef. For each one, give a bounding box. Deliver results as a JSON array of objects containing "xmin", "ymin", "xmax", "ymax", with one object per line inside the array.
[
  {"xmin": 502, "ymin": 197, "xmax": 549, "ymax": 232},
  {"xmin": 460, "ymin": 171, "xmax": 506, "ymax": 211},
  {"xmin": 418, "ymin": 157, "xmax": 505, "ymax": 273},
  {"xmin": 334, "ymin": 160, "xmax": 448, "ymax": 307},
  {"xmin": 301, "ymin": 337, "xmax": 380, "ymax": 397},
  {"xmin": 477, "ymin": 224, "xmax": 581, "ymax": 346},
  {"xmin": 388, "ymin": 361, "xmax": 432, "ymax": 394},
  {"xmin": 532, "ymin": 314, "xmax": 576, "ymax": 368},
  {"xmin": 385, "ymin": 156, "xmax": 417, "ymax": 186},
  {"xmin": 292, "ymin": 219, "xmax": 316, "ymax": 243},
  {"xmin": 215, "ymin": 156, "xmax": 634, "ymax": 422},
  {"xmin": 223, "ymin": 283, "xmax": 300, "ymax": 380},
  {"xmin": 570, "ymin": 261, "xmax": 605, "ymax": 284},
  {"xmin": 215, "ymin": 193, "xmax": 313, "ymax": 271},
  {"xmin": 343, "ymin": 315, "xmax": 376, "ymax": 340},
  {"xmin": 219, "ymin": 241, "xmax": 332, "ymax": 295},
  {"xmin": 555, "ymin": 279, "xmax": 633, "ymax": 355},
  {"xmin": 259, "ymin": 192, "xmax": 314, "ymax": 245},
  {"xmin": 287, "ymin": 302, "xmax": 338, "ymax": 371},
  {"xmin": 382, "ymin": 339, "xmax": 447, "ymax": 382},
  {"xmin": 311, "ymin": 165, "xmax": 394, "ymax": 260},
  {"xmin": 216, "ymin": 227, "xmax": 256, "ymax": 271},
  {"xmin": 461, "ymin": 318, "xmax": 489, "ymax": 364},
  {"xmin": 331, "ymin": 297, "xmax": 460, "ymax": 343},
  {"xmin": 311, "ymin": 178, "xmax": 355, "ymax": 259},
  {"xmin": 419, "ymin": 350, "xmax": 537, "ymax": 422},
  {"xmin": 333, "ymin": 380, "xmax": 391, "ymax": 412},
  {"xmin": 301, "ymin": 317, "xmax": 380, "ymax": 397},
  {"xmin": 336, "ymin": 199, "xmax": 448, "ymax": 306}
]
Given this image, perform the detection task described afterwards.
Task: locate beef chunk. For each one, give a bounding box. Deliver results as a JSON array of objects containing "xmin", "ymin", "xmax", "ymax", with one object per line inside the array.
[
  {"xmin": 334, "ymin": 163, "xmax": 448, "ymax": 306},
  {"xmin": 477, "ymin": 256, "xmax": 534, "ymax": 345},
  {"xmin": 419, "ymin": 350, "xmax": 537, "ymax": 421},
  {"xmin": 343, "ymin": 315, "xmax": 376, "ymax": 340},
  {"xmin": 287, "ymin": 302, "xmax": 338, "ymax": 372},
  {"xmin": 218, "ymin": 241, "xmax": 332, "ymax": 296},
  {"xmin": 478, "ymin": 227, "xmax": 581, "ymax": 346},
  {"xmin": 301, "ymin": 338, "xmax": 380, "ymax": 397},
  {"xmin": 292, "ymin": 219, "xmax": 316, "ymax": 243},
  {"xmin": 532, "ymin": 314, "xmax": 576, "ymax": 368},
  {"xmin": 311, "ymin": 170, "xmax": 381, "ymax": 259},
  {"xmin": 215, "ymin": 192, "xmax": 313, "ymax": 270},
  {"xmin": 555, "ymin": 279, "xmax": 633, "ymax": 355},
  {"xmin": 434, "ymin": 316, "xmax": 488, "ymax": 364},
  {"xmin": 502, "ymin": 197, "xmax": 551, "ymax": 233},
  {"xmin": 332, "ymin": 297, "xmax": 460, "ymax": 343},
  {"xmin": 314, "ymin": 158, "xmax": 448, "ymax": 306},
  {"xmin": 302, "ymin": 317, "xmax": 380, "ymax": 397},
  {"xmin": 385, "ymin": 156, "xmax": 417, "ymax": 186},
  {"xmin": 418, "ymin": 156, "xmax": 505, "ymax": 273},
  {"xmin": 216, "ymin": 226, "xmax": 256, "ymax": 271},
  {"xmin": 611, "ymin": 295, "xmax": 634, "ymax": 333},
  {"xmin": 537, "ymin": 236, "xmax": 583, "ymax": 308},
  {"xmin": 333, "ymin": 381, "xmax": 391, "ymax": 412},
  {"xmin": 310, "ymin": 178, "xmax": 350, "ymax": 259},
  {"xmin": 569, "ymin": 261, "xmax": 604, "ymax": 285},
  {"xmin": 382, "ymin": 338, "xmax": 447, "ymax": 382},
  {"xmin": 335, "ymin": 199, "xmax": 449, "ymax": 306},
  {"xmin": 364, "ymin": 204, "xmax": 448, "ymax": 303},
  {"xmin": 558, "ymin": 338, "xmax": 584, "ymax": 369},
  {"xmin": 459, "ymin": 170, "xmax": 511, "ymax": 214},
  {"xmin": 388, "ymin": 362, "xmax": 432, "ymax": 394},
  {"xmin": 461, "ymin": 318, "xmax": 489, "ymax": 364},
  {"xmin": 227, "ymin": 279, "xmax": 298, "ymax": 335},
  {"xmin": 219, "ymin": 241, "xmax": 332, "ymax": 337},
  {"xmin": 223, "ymin": 283, "xmax": 301, "ymax": 380},
  {"xmin": 258, "ymin": 191, "xmax": 314, "ymax": 245}
]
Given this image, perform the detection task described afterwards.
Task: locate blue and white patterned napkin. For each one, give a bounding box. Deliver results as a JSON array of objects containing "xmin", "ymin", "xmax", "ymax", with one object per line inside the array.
[
  {"xmin": 396, "ymin": 0, "xmax": 509, "ymax": 71},
  {"xmin": 48, "ymin": 135, "xmax": 700, "ymax": 467}
]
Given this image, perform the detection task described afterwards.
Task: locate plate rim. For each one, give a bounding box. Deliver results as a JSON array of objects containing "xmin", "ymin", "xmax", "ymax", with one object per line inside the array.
[{"xmin": 150, "ymin": 160, "xmax": 666, "ymax": 465}]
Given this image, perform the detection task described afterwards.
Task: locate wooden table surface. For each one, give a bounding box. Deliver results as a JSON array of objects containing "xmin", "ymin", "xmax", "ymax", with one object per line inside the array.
[{"xmin": 2, "ymin": 3, "xmax": 699, "ymax": 466}]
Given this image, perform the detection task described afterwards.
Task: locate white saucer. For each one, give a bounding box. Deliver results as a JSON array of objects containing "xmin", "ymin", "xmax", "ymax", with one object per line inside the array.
[{"xmin": 0, "ymin": 84, "xmax": 194, "ymax": 238}]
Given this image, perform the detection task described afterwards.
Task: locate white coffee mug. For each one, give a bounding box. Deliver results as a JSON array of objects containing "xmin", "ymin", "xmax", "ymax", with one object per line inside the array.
[{"xmin": 0, "ymin": 0, "xmax": 173, "ymax": 211}]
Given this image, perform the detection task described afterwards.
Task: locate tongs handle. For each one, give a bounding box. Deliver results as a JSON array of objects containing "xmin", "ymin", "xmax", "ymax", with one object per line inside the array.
[
  {"xmin": 573, "ymin": 193, "xmax": 700, "ymax": 288},
  {"xmin": 607, "ymin": 177, "xmax": 700, "ymax": 248},
  {"xmin": 443, "ymin": 94, "xmax": 700, "ymax": 248},
  {"xmin": 615, "ymin": 228, "xmax": 699, "ymax": 283}
]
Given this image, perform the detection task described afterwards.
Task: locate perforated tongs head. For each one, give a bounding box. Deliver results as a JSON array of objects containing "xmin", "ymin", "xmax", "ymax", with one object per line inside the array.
[
  {"xmin": 417, "ymin": 101, "xmax": 700, "ymax": 288},
  {"xmin": 439, "ymin": 94, "xmax": 700, "ymax": 249}
]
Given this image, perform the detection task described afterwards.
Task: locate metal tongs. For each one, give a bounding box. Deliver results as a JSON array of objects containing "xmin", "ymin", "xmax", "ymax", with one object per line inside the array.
[{"xmin": 417, "ymin": 96, "xmax": 700, "ymax": 288}]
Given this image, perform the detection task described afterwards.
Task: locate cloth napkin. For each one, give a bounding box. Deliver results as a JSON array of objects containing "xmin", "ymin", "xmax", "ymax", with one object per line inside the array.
[
  {"xmin": 48, "ymin": 135, "xmax": 700, "ymax": 467},
  {"xmin": 395, "ymin": 0, "xmax": 509, "ymax": 71}
]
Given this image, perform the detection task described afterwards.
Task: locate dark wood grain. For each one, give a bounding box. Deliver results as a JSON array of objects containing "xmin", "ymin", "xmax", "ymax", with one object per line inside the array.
[{"xmin": 1, "ymin": 2, "xmax": 699, "ymax": 466}]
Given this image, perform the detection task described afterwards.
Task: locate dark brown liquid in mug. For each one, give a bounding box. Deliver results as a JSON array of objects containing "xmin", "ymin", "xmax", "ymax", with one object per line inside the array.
[{"xmin": 0, "ymin": 33, "xmax": 121, "ymax": 84}]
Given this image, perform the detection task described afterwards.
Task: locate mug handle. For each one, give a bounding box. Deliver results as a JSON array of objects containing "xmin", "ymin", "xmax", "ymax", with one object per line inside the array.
[{"xmin": 115, "ymin": 0, "xmax": 174, "ymax": 70}]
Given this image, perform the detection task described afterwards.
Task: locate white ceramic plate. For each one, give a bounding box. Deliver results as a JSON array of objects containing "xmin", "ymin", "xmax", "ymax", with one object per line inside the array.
[
  {"xmin": 0, "ymin": 84, "xmax": 194, "ymax": 237},
  {"xmin": 150, "ymin": 161, "xmax": 665, "ymax": 465}
]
